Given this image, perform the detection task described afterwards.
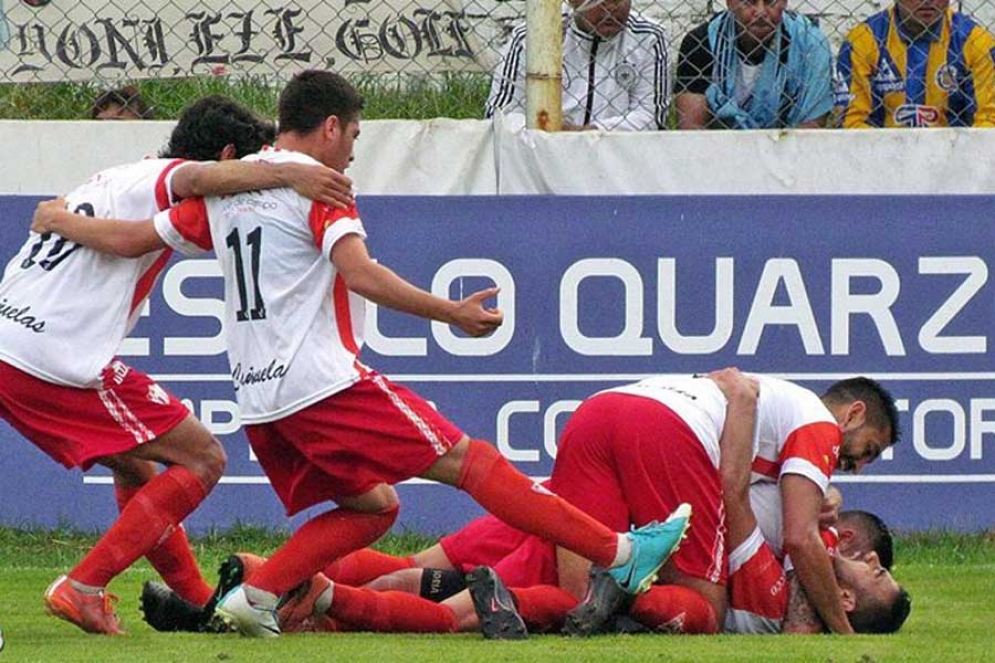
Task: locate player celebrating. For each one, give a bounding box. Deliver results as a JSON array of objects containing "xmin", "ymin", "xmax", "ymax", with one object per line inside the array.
[
  {"xmin": 0, "ymin": 95, "xmax": 352, "ymax": 635},
  {"xmin": 30, "ymin": 70, "xmax": 691, "ymax": 638}
]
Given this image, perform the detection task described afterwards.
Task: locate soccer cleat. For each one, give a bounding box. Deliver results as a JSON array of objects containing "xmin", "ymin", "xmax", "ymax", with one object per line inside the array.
[
  {"xmin": 466, "ymin": 566, "xmax": 527, "ymax": 640},
  {"xmin": 215, "ymin": 584, "xmax": 281, "ymax": 638},
  {"xmin": 44, "ymin": 575, "xmax": 124, "ymax": 635},
  {"xmin": 608, "ymin": 503, "xmax": 692, "ymax": 595},
  {"xmin": 562, "ymin": 567, "xmax": 633, "ymax": 637},
  {"xmin": 277, "ymin": 573, "xmax": 333, "ymax": 634},
  {"xmin": 140, "ymin": 581, "xmax": 207, "ymax": 633}
]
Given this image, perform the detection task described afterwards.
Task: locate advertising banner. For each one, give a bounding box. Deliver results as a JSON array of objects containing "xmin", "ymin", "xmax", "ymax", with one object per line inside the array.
[{"xmin": 1, "ymin": 194, "xmax": 993, "ymax": 533}]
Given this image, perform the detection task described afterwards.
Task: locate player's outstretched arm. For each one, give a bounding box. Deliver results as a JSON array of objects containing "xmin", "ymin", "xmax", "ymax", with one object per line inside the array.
[
  {"xmin": 173, "ymin": 161, "xmax": 354, "ymax": 208},
  {"xmin": 332, "ymin": 235, "xmax": 503, "ymax": 337},
  {"xmin": 31, "ymin": 197, "xmax": 163, "ymax": 258},
  {"xmin": 781, "ymin": 475, "xmax": 854, "ymax": 634},
  {"xmin": 709, "ymin": 368, "xmax": 759, "ymax": 549}
]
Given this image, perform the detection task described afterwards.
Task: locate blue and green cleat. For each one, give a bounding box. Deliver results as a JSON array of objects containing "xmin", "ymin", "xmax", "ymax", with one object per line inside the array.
[{"xmin": 607, "ymin": 502, "xmax": 692, "ymax": 594}]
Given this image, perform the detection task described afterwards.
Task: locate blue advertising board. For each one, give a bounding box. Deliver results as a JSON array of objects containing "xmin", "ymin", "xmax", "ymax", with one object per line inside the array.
[{"xmin": 1, "ymin": 194, "xmax": 994, "ymax": 534}]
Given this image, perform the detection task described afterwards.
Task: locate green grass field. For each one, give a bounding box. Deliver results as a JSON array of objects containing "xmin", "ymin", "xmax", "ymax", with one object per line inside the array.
[{"xmin": 1, "ymin": 527, "xmax": 993, "ymax": 662}]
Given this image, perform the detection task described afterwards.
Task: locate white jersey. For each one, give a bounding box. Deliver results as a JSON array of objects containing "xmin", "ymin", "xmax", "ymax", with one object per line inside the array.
[
  {"xmin": 604, "ymin": 375, "xmax": 839, "ymax": 479},
  {"xmin": 485, "ymin": 10, "xmax": 670, "ymax": 131},
  {"xmin": 0, "ymin": 159, "xmax": 187, "ymax": 387},
  {"xmin": 154, "ymin": 147, "xmax": 367, "ymax": 424}
]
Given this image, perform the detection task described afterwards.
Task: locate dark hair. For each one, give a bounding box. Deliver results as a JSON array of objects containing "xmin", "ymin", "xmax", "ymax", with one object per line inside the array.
[
  {"xmin": 160, "ymin": 95, "xmax": 275, "ymax": 161},
  {"xmin": 838, "ymin": 510, "xmax": 895, "ymax": 570},
  {"xmin": 278, "ymin": 70, "xmax": 364, "ymax": 135},
  {"xmin": 851, "ymin": 587, "xmax": 912, "ymax": 634},
  {"xmin": 822, "ymin": 377, "xmax": 900, "ymax": 447},
  {"xmin": 91, "ymin": 85, "xmax": 153, "ymax": 119}
]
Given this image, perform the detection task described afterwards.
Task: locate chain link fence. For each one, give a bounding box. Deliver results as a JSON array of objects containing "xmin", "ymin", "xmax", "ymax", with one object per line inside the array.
[{"xmin": 0, "ymin": 0, "xmax": 991, "ymax": 126}]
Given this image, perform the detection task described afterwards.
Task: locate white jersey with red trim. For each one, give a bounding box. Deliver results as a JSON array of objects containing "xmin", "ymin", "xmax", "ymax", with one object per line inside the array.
[
  {"xmin": 724, "ymin": 526, "xmax": 840, "ymax": 634},
  {"xmin": 0, "ymin": 159, "xmax": 186, "ymax": 387},
  {"xmin": 603, "ymin": 375, "xmax": 840, "ymax": 487},
  {"xmin": 153, "ymin": 147, "xmax": 367, "ymax": 423}
]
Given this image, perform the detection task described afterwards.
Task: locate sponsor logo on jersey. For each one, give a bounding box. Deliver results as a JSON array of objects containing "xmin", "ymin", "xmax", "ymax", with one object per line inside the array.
[
  {"xmin": 0, "ymin": 298, "xmax": 46, "ymax": 334},
  {"xmin": 231, "ymin": 358, "xmax": 289, "ymax": 392},
  {"xmin": 871, "ymin": 55, "xmax": 905, "ymax": 94},
  {"xmin": 894, "ymin": 103, "xmax": 940, "ymax": 127},
  {"xmin": 831, "ymin": 67, "xmax": 853, "ymax": 107},
  {"xmin": 107, "ymin": 360, "xmax": 131, "ymax": 385},
  {"xmin": 147, "ymin": 383, "xmax": 170, "ymax": 406},
  {"xmin": 615, "ymin": 61, "xmax": 638, "ymax": 89},
  {"xmin": 935, "ymin": 63, "xmax": 959, "ymax": 93}
]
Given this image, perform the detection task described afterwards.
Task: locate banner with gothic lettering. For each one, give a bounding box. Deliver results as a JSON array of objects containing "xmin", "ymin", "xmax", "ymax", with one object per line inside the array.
[{"xmin": 0, "ymin": 0, "xmax": 495, "ymax": 82}]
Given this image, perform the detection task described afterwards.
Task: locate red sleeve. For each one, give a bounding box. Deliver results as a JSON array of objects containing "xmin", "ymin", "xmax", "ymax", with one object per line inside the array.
[
  {"xmin": 154, "ymin": 159, "xmax": 188, "ymax": 211},
  {"xmin": 728, "ymin": 543, "xmax": 788, "ymax": 618},
  {"xmin": 308, "ymin": 202, "xmax": 360, "ymax": 250},
  {"xmin": 169, "ymin": 198, "xmax": 213, "ymax": 251},
  {"xmin": 779, "ymin": 422, "xmax": 841, "ymax": 483}
]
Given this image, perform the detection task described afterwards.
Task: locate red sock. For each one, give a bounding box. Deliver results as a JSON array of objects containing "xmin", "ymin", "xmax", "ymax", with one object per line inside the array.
[
  {"xmin": 328, "ymin": 585, "xmax": 458, "ymax": 633},
  {"xmin": 115, "ymin": 483, "xmax": 213, "ymax": 606},
  {"xmin": 71, "ymin": 466, "xmax": 207, "ymax": 588},
  {"xmin": 323, "ymin": 548, "xmax": 415, "ymax": 586},
  {"xmin": 629, "ymin": 585, "xmax": 719, "ymax": 634},
  {"xmin": 457, "ymin": 440, "xmax": 618, "ymax": 568},
  {"xmin": 511, "ymin": 585, "xmax": 578, "ymax": 633},
  {"xmin": 249, "ymin": 506, "xmax": 398, "ymax": 596}
]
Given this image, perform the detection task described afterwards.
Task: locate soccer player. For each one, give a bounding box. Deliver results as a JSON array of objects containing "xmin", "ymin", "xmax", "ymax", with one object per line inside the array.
[
  {"xmin": 0, "ymin": 95, "xmax": 352, "ymax": 635},
  {"xmin": 30, "ymin": 69, "xmax": 691, "ymax": 638}
]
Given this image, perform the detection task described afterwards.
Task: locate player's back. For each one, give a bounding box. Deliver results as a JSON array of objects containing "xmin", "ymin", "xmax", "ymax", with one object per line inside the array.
[
  {"xmin": 0, "ymin": 159, "xmax": 182, "ymax": 387},
  {"xmin": 187, "ymin": 148, "xmax": 369, "ymax": 424}
]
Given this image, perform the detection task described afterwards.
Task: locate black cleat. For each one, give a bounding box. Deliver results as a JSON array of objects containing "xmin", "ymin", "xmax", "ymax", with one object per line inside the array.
[
  {"xmin": 563, "ymin": 566, "xmax": 633, "ymax": 637},
  {"xmin": 466, "ymin": 566, "xmax": 527, "ymax": 640},
  {"xmin": 203, "ymin": 555, "xmax": 248, "ymax": 617},
  {"xmin": 140, "ymin": 581, "xmax": 207, "ymax": 633}
]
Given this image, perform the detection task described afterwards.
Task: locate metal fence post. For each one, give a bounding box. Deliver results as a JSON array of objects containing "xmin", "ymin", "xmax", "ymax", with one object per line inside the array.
[{"xmin": 525, "ymin": 0, "xmax": 562, "ymax": 131}]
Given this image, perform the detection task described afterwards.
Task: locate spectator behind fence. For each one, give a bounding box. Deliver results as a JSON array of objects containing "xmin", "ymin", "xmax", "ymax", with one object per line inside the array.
[
  {"xmin": 91, "ymin": 85, "xmax": 153, "ymax": 120},
  {"xmin": 485, "ymin": 0, "xmax": 670, "ymax": 131},
  {"xmin": 674, "ymin": 0, "xmax": 833, "ymax": 130},
  {"xmin": 834, "ymin": 0, "xmax": 995, "ymax": 128}
]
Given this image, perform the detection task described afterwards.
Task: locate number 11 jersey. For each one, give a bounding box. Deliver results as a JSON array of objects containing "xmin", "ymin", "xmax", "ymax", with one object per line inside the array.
[{"xmin": 154, "ymin": 147, "xmax": 368, "ymax": 424}]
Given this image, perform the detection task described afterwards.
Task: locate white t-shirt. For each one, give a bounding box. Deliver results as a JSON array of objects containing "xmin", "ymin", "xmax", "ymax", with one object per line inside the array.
[
  {"xmin": 0, "ymin": 158, "xmax": 187, "ymax": 387},
  {"xmin": 154, "ymin": 147, "xmax": 367, "ymax": 423}
]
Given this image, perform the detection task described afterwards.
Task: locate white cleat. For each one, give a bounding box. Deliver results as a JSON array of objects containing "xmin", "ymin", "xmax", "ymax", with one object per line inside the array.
[{"xmin": 215, "ymin": 584, "xmax": 281, "ymax": 638}]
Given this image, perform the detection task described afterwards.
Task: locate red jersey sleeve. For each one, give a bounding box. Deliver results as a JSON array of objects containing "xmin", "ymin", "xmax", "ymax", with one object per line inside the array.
[
  {"xmin": 154, "ymin": 159, "xmax": 188, "ymax": 210},
  {"xmin": 308, "ymin": 202, "xmax": 361, "ymax": 251},
  {"xmin": 778, "ymin": 422, "xmax": 841, "ymax": 493},
  {"xmin": 160, "ymin": 197, "xmax": 213, "ymax": 252}
]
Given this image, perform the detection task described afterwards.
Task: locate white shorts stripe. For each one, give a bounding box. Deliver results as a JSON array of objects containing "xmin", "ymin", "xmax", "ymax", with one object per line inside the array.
[
  {"xmin": 98, "ymin": 388, "xmax": 155, "ymax": 445},
  {"xmin": 371, "ymin": 374, "xmax": 448, "ymax": 456}
]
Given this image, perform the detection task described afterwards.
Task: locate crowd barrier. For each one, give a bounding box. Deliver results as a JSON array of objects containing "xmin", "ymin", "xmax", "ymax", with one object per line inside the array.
[{"xmin": 1, "ymin": 121, "xmax": 993, "ymax": 534}]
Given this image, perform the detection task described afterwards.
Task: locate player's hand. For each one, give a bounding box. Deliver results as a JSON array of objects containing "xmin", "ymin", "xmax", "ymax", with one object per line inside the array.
[
  {"xmin": 31, "ymin": 197, "xmax": 69, "ymax": 234},
  {"xmin": 284, "ymin": 163, "xmax": 354, "ymax": 209},
  {"xmin": 452, "ymin": 286, "xmax": 503, "ymax": 337},
  {"xmin": 708, "ymin": 367, "xmax": 759, "ymax": 404},
  {"xmin": 819, "ymin": 486, "xmax": 843, "ymax": 528}
]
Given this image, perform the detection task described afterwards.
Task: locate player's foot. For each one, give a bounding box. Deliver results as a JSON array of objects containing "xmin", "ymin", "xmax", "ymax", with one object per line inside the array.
[
  {"xmin": 562, "ymin": 567, "xmax": 633, "ymax": 637},
  {"xmin": 608, "ymin": 503, "xmax": 692, "ymax": 594},
  {"xmin": 277, "ymin": 573, "xmax": 333, "ymax": 633},
  {"xmin": 140, "ymin": 581, "xmax": 207, "ymax": 633},
  {"xmin": 215, "ymin": 584, "xmax": 281, "ymax": 637},
  {"xmin": 466, "ymin": 566, "xmax": 527, "ymax": 640},
  {"xmin": 44, "ymin": 575, "xmax": 124, "ymax": 635}
]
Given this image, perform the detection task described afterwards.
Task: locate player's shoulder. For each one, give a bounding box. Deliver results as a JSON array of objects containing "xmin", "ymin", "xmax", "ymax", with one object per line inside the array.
[{"xmin": 757, "ymin": 376, "xmax": 833, "ymax": 422}]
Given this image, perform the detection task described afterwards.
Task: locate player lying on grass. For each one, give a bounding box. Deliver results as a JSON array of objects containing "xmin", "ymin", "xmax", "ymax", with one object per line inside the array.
[
  {"xmin": 139, "ymin": 370, "xmax": 908, "ymax": 636},
  {"xmin": 0, "ymin": 96, "xmax": 353, "ymax": 636}
]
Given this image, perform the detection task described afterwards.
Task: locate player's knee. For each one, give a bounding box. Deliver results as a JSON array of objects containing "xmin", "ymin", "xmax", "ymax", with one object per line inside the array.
[{"xmin": 187, "ymin": 435, "xmax": 226, "ymax": 489}]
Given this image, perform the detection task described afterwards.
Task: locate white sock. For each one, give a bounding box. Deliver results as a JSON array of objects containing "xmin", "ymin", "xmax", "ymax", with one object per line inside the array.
[
  {"xmin": 313, "ymin": 582, "xmax": 335, "ymax": 616},
  {"xmin": 610, "ymin": 533, "xmax": 633, "ymax": 568},
  {"xmin": 244, "ymin": 584, "xmax": 279, "ymax": 610}
]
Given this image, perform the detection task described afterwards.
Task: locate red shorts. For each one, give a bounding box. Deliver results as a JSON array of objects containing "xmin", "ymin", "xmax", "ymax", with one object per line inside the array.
[
  {"xmin": 439, "ymin": 514, "xmax": 530, "ymax": 573},
  {"xmin": 245, "ymin": 372, "xmax": 463, "ymax": 515},
  {"xmin": 549, "ymin": 392, "xmax": 726, "ymax": 584},
  {"xmin": 0, "ymin": 359, "xmax": 190, "ymax": 470}
]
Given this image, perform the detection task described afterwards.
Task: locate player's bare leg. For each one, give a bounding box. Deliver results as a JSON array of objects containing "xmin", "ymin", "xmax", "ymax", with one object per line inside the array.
[{"xmin": 45, "ymin": 415, "xmax": 225, "ymax": 635}]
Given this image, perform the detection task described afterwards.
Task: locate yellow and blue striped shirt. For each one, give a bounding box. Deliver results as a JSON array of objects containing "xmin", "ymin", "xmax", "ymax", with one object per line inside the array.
[{"xmin": 835, "ymin": 7, "xmax": 995, "ymax": 127}]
